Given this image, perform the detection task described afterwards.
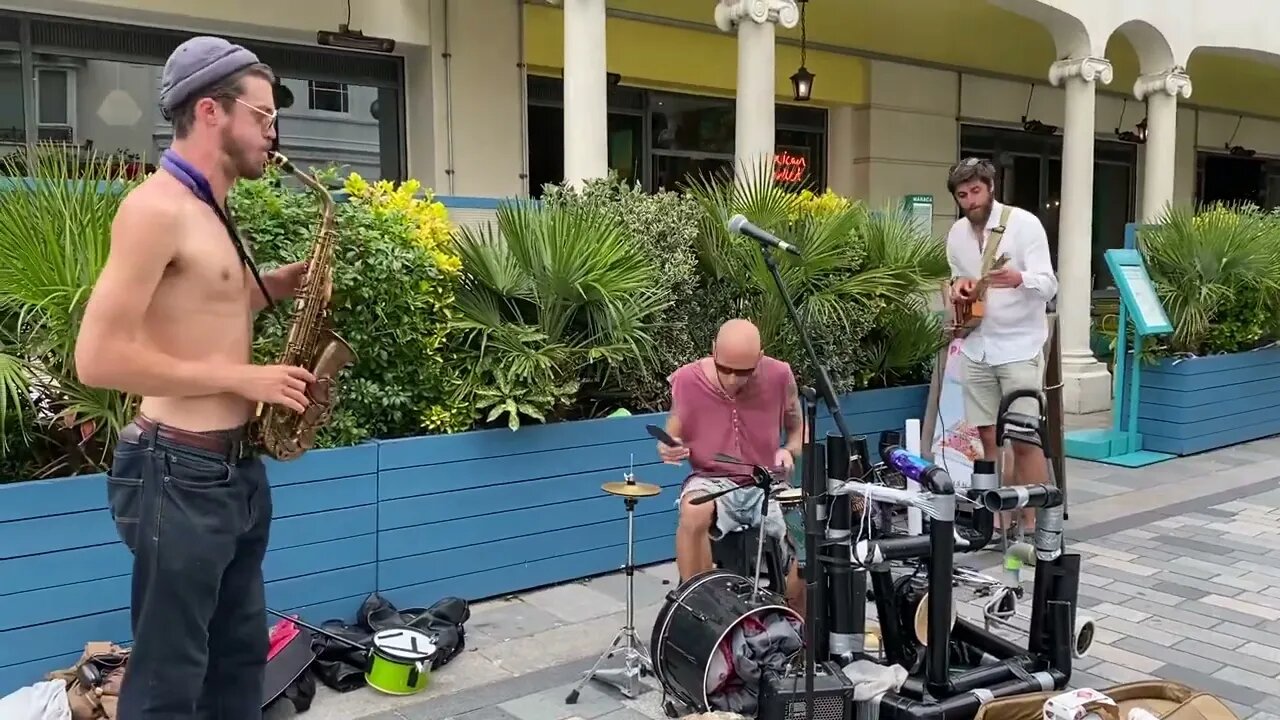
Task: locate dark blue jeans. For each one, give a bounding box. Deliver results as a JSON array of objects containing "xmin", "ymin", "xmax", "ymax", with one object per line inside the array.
[{"xmin": 106, "ymin": 421, "xmax": 273, "ymax": 720}]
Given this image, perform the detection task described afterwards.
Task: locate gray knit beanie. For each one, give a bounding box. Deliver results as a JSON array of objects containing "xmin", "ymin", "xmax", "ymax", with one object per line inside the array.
[{"xmin": 159, "ymin": 36, "xmax": 261, "ymax": 119}]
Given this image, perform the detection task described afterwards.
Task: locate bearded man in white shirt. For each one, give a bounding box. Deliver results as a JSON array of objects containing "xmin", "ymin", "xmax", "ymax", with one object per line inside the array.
[{"xmin": 944, "ymin": 157, "xmax": 1058, "ymax": 537}]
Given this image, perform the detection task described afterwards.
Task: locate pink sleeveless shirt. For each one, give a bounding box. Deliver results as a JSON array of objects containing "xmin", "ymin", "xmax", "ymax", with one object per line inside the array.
[{"xmin": 668, "ymin": 355, "xmax": 795, "ymax": 484}]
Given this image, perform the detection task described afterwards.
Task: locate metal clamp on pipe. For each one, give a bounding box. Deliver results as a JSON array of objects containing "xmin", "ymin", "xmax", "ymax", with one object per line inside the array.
[
  {"xmin": 854, "ymin": 535, "xmax": 933, "ymax": 564},
  {"xmin": 979, "ymin": 484, "xmax": 1062, "ymax": 513}
]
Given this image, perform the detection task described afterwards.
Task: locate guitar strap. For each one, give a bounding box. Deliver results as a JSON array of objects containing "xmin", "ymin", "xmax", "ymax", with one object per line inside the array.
[{"xmin": 978, "ymin": 205, "xmax": 1013, "ymax": 279}]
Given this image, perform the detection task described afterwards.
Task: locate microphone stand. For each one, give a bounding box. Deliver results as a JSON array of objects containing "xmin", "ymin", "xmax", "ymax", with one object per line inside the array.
[
  {"xmin": 689, "ymin": 457, "xmax": 778, "ymax": 602},
  {"xmin": 757, "ymin": 243, "xmax": 852, "ymax": 443},
  {"xmin": 751, "ymin": 237, "xmax": 859, "ymax": 720}
]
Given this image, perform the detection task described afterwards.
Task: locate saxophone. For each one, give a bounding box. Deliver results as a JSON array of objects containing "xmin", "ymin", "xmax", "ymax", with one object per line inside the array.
[{"xmin": 254, "ymin": 151, "xmax": 357, "ymax": 461}]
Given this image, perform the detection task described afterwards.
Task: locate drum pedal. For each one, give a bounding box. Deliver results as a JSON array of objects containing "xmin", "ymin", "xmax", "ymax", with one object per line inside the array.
[{"xmin": 758, "ymin": 661, "xmax": 856, "ymax": 720}]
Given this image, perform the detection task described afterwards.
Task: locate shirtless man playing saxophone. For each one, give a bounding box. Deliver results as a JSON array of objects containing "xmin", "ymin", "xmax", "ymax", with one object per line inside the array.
[{"xmin": 76, "ymin": 37, "xmax": 315, "ymax": 720}]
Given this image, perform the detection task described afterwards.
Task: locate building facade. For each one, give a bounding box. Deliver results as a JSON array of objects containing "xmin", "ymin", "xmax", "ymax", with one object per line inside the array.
[{"xmin": 4, "ymin": 0, "xmax": 1280, "ymax": 414}]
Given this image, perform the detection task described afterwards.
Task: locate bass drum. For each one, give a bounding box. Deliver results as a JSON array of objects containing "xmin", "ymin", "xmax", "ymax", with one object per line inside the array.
[{"xmin": 650, "ymin": 569, "xmax": 803, "ymax": 713}]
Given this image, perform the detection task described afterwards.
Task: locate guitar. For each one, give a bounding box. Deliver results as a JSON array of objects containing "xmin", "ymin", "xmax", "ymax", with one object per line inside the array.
[{"xmin": 951, "ymin": 254, "xmax": 1010, "ymax": 338}]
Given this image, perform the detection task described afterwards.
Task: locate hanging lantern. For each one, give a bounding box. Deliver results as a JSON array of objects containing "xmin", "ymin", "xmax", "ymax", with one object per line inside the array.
[
  {"xmin": 791, "ymin": 1, "xmax": 813, "ymax": 102},
  {"xmin": 791, "ymin": 66, "xmax": 814, "ymax": 102}
]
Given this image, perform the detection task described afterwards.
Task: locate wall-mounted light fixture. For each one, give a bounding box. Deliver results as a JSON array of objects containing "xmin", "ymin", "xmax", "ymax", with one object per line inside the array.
[{"xmin": 317, "ymin": 1, "xmax": 395, "ymax": 54}]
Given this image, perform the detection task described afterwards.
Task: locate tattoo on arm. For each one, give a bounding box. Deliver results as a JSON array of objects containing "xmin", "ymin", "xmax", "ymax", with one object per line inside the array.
[{"xmin": 783, "ymin": 376, "xmax": 804, "ymax": 448}]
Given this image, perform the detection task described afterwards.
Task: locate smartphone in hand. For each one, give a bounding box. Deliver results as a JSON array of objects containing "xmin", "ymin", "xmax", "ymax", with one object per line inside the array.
[{"xmin": 646, "ymin": 424, "xmax": 679, "ymax": 447}]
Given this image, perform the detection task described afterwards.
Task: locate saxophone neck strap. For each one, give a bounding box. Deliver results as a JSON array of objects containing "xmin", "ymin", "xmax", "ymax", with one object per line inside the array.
[{"xmin": 160, "ymin": 149, "xmax": 275, "ymax": 310}]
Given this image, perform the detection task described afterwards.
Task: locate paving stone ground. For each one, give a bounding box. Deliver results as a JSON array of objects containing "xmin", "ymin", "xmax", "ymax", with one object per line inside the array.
[{"xmin": 264, "ymin": 424, "xmax": 1280, "ymax": 720}]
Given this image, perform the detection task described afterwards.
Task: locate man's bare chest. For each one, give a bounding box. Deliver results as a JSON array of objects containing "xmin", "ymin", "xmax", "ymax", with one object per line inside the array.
[{"xmin": 167, "ymin": 219, "xmax": 255, "ymax": 305}]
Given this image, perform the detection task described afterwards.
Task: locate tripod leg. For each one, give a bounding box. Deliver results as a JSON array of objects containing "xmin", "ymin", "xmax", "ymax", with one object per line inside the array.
[{"xmin": 566, "ymin": 627, "xmax": 626, "ymax": 703}]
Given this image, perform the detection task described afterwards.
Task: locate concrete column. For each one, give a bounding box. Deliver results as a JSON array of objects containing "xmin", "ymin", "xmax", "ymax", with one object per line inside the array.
[
  {"xmin": 714, "ymin": 0, "xmax": 799, "ymax": 178},
  {"xmin": 1048, "ymin": 56, "xmax": 1113, "ymax": 415},
  {"xmin": 1134, "ymin": 69, "xmax": 1193, "ymax": 222},
  {"xmin": 562, "ymin": 0, "xmax": 608, "ymax": 188}
]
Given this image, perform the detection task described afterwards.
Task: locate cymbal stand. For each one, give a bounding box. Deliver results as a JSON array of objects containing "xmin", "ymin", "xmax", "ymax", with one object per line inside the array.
[{"xmin": 566, "ymin": 463, "xmax": 657, "ymax": 703}]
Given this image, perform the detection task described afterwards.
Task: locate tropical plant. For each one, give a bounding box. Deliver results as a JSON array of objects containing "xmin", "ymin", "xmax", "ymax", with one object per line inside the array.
[
  {"xmin": 231, "ymin": 168, "xmax": 472, "ymax": 448},
  {"xmin": 1136, "ymin": 203, "xmax": 1280, "ymax": 357},
  {"xmin": 540, "ymin": 176, "xmax": 704, "ymax": 411},
  {"xmin": 0, "ymin": 143, "xmax": 141, "ymax": 481},
  {"xmin": 681, "ymin": 163, "xmax": 948, "ymax": 393},
  {"xmin": 450, "ymin": 198, "xmax": 671, "ymax": 429}
]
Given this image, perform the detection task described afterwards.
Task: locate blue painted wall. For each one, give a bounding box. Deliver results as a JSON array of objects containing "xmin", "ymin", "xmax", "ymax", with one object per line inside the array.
[
  {"xmin": 0, "ymin": 385, "xmax": 927, "ymax": 694},
  {"xmin": 1134, "ymin": 346, "xmax": 1280, "ymax": 455}
]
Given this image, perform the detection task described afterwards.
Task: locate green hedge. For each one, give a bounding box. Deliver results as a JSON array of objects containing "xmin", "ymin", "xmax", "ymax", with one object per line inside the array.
[{"xmin": 0, "ymin": 148, "xmax": 947, "ymax": 480}]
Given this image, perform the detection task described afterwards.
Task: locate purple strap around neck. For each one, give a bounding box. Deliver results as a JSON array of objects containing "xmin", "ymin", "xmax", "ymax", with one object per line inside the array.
[
  {"xmin": 158, "ymin": 148, "xmax": 277, "ymax": 309},
  {"xmin": 160, "ymin": 149, "xmax": 217, "ymax": 208}
]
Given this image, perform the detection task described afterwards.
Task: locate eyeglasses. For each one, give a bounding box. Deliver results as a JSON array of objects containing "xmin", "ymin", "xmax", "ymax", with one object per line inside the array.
[{"xmin": 235, "ymin": 98, "xmax": 278, "ymax": 128}]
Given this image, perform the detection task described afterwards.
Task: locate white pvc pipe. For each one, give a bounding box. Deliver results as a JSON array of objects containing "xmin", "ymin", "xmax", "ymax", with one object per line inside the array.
[{"xmin": 904, "ymin": 418, "xmax": 923, "ymax": 535}]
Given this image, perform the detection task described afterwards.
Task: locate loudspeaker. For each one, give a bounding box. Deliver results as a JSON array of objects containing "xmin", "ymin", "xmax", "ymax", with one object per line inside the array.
[{"xmin": 758, "ymin": 661, "xmax": 855, "ymax": 720}]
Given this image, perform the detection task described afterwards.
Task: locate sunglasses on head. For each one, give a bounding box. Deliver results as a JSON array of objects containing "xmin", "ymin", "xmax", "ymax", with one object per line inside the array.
[{"xmin": 949, "ymin": 157, "xmax": 995, "ymax": 175}]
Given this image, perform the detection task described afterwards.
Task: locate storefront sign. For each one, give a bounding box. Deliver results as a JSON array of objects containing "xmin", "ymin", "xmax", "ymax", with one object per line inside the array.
[
  {"xmin": 903, "ymin": 194, "xmax": 934, "ymax": 236},
  {"xmin": 774, "ymin": 147, "xmax": 809, "ymax": 184}
]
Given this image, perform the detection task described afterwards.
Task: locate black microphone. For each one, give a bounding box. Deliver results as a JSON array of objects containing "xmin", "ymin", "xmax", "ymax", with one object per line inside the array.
[{"xmin": 727, "ymin": 214, "xmax": 802, "ymax": 256}]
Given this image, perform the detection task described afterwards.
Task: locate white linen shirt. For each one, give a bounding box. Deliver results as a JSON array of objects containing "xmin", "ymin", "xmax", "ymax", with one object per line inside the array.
[{"xmin": 946, "ymin": 201, "xmax": 1058, "ymax": 367}]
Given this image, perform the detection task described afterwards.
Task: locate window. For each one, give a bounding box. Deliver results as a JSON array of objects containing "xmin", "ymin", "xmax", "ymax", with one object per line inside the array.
[
  {"xmin": 35, "ymin": 68, "xmax": 73, "ymax": 142},
  {"xmin": 308, "ymin": 80, "xmax": 349, "ymax": 114},
  {"xmin": 0, "ymin": 55, "xmax": 23, "ymax": 143},
  {"xmin": 0, "ymin": 12, "xmax": 407, "ymax": 181},
  {"xmin": 525, "ymin": 76, "xmax": 829, "ymax": 196}
]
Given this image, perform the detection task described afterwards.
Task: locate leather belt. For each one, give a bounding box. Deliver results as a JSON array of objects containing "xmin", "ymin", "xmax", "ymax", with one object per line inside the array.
[{"xmin": 133, "ymin": 415, "xmax": 253, "ymax": 460}]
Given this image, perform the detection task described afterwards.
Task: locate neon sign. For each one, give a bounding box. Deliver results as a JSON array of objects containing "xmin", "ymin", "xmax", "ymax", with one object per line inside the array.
[{"xmin": 774, "ymin": 148, "xmax": 808, "ymax": 184}]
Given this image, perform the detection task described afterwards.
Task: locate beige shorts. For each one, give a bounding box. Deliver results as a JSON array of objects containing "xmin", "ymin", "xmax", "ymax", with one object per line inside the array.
[{"xmin": 960, "ymin": 353, "xmax": 1044, "ymax": 428}]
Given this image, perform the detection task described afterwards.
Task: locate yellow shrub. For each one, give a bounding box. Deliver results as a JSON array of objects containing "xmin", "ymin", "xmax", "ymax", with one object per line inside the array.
[
  {"xmin": 790, "ymin": 188, "xmax": 852, "ymax": 220},
  {"xmin": 342, "ymin": 173, "xmax": 463, "ymax": 277}
]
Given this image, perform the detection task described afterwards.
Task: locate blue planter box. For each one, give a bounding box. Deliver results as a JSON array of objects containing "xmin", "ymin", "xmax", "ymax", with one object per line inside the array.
[
  {"xmin": 0, "ymin": 384, "xmax": 926, "ymax": 694},
  {"xmin": 1135, "ymin": 346, "xmax": 1280, "ymax": 456},
  {"xmin": 0, "ymin": 442, "xmax": 380, "ymax": 695}
]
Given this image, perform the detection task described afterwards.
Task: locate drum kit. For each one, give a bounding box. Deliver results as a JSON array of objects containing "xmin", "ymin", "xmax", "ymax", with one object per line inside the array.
[{"xmin": 590, "ymin": 384, "xmax": 1096, "ymax": 720}]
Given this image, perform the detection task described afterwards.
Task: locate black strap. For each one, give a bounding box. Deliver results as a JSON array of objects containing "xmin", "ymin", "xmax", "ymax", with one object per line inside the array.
[
  {"xmin": 158, "ymin": 150, "xmax": 275, "ymax": 309},
  {"xmin": 211, "ymin": 201, "xmax": 275, "ymax": 310}
]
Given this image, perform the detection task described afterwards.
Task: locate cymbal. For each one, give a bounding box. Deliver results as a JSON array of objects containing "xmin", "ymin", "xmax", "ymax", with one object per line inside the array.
[
  {"xmin": 776, "ymin": 487, "xmax": 803, "ymax": 504},
  {"xmin": 602, "ymin": 480, "xmax": 662, "ymax": 498}
]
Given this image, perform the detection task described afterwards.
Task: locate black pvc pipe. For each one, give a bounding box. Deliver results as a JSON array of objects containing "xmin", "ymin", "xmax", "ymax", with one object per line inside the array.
[
  {"xmin": 922, "ymin": 465, "xmax": 955, "ymax": 699},
  {"xmin": 825, "ymin": 431, "xmax": 857, "ymax": 663},
  {"xmin": 965, "ymin": 503, "xmax": 995, "ymax": 552},
  {"xmin": 1027, "ymin": 551, "xmax": 1057, "ymax": 657},
  {"xmin": 899, "ymin": 660, "xmax": 1031, "ymax": 699},
  {"xmin": 994, "ymin": 389, "xmax": 1048, "ymax": 448},
  {"xmin": 858, "ymin": 535, "xmax": 933, "ymax": 562},
  {"xmin": 878, "ymin": 669, "xmax": 1065, "ymax": 720},
  {"xmin": 848, "ymin": 435, "xmax": 869, "ymax": 642},
  {"xmin": 870, "ymin": 567, "xmax": 910, "ymax": 669},
  {"xmin": 951, "ymin": 617, "xmax": 1025, "ymax": 660},
  {"xmin": 801, "ymin": 389, "xmax": 821, "ymax": 720},
  {"xmin": 804, "ymin": 438, "xmax": 829, "ymax": 663},
  {"xmin": 1048, "ymin": 599, "xmax": 1074, "ymax": 679},
  {"xmin": 980, "ymin": 484, "xmax": 1063, "ymax": 512}
]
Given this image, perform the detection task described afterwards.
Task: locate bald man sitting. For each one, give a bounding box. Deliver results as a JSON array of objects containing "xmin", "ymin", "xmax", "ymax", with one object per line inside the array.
[{"xmin": 658, "ymin": 319, "xmax": 806, "ymax": 612}]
